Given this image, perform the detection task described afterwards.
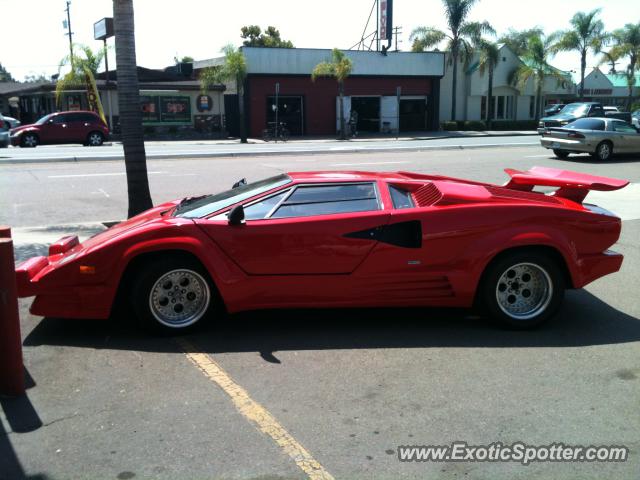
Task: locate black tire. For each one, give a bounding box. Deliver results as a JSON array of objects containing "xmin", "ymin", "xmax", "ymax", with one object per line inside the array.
[
  {"xmin": 130, "ymin": 256, "xmax": 218, "ymax": 333},
  {"xmin": 262, "ymin": 129, "xmax": 272, "ymax": 142},
  {"xmin": 479, "ymin": 250, "xmax": 565, "ymax": 329},
  {"xmin": 553, "ymin": 149, "xmax": 569, "ymax": 159},
  {"xmin": 86, "ymin": 131, "xmax": 104, "ymax": 146},
  {"xmin": 21, "ymin": 133, "xmax": 38, "ymax": 148},
  {"xmin": 281, "ymin": 128, "xmax": 290, "ymax": 142},
  {"xmin": 595, "ymin": 141, "xmax": 613, "ymax": 161}
]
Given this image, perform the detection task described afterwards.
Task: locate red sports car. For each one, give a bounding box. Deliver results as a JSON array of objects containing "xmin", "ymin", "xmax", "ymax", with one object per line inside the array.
[{"xmin": 16, "ymin": 167, "xmax": 628, "ymax": 331}]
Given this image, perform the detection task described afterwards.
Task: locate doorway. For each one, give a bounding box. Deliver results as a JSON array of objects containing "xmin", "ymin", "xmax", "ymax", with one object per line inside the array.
[
  {"xmin": 350, "ymin": 97, "xmax": 380, "ymax": 132},
  {"xmin": 399, "ymin": 99, "xmax": 427, "ymax": 131},
  {"xmin": 266, "ymin": 96, "xmax": 304, "ymax": 135}
]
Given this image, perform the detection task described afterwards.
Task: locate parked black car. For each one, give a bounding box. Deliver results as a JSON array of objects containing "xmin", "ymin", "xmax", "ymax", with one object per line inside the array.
[{"xmin": 538, "ymin": 102, "xmax": 605, "ymax": 133}]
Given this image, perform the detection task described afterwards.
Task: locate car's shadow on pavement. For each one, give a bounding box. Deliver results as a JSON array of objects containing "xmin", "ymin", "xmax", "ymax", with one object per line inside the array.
[
  {"xmin": 23, "ymin": 289, "xmax": 640, "ymax": 359},
  {"xmin": 555, "ymin": 154, "xmax": 640, "ymax": 164}
]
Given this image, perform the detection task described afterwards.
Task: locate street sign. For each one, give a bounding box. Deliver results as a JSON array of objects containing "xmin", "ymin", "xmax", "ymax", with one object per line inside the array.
[{"xmin": 94, "ymin": 17, "xmax": 114, "ymax": 40}]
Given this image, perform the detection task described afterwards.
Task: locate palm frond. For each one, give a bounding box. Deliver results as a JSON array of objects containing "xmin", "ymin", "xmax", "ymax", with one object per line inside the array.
[{"xmin": 410, "ymin": 27, "xmax": 447, "ymax": 51}]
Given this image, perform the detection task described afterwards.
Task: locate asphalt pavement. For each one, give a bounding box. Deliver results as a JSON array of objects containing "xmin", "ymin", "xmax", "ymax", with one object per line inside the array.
[{"xmin": 1, "ymin": 143, "xmax": 639, "ymax": 480}]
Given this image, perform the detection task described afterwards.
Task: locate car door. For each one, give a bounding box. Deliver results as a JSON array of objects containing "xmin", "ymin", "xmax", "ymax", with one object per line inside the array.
[
  {"xmin": 611, "ymin": 121, "xmax": 640, "ymax": 153},
  {"xmin": 40, "ymin": 114, "xmax": 71, "ymax": 143},
  {"xmin": 197, "ymin": 182, "xmax": 391, "ymax": 275}
]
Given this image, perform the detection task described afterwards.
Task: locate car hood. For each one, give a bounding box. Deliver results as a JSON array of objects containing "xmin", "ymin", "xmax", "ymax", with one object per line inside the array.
[{"xmin": 10, "ymin": 124, "xmax": 35, "ymax": 134}]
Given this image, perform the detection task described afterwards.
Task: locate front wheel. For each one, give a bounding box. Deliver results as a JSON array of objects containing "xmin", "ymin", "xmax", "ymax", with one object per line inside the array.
[
  {"xmin": 553, "ymin": 149, "xmax": 569, "ymax": 159},
  {"xmin": 280, "ymin": 128, "xmax": 289, "ymax": 142},
  {"xmin": 131, "ymin": 257, "xmax": 216, "ymax": 332},
  {"xmin": 86, "ymin": 131, "xmax": 104, "ymax": 146},
  {"xmin": 479, "ymin": 251, "xmax": 565, "ymax": 329},
  {"xmin": 262, "ymin": 129, "xmax": 272, "ymax": 142},
  {"xmin": 21, "ymin": 133, "xmax": 38, "ymax": 148}
]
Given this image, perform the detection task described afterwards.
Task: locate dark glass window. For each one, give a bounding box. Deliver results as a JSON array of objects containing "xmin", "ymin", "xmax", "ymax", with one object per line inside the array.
[
  {"xmin": 272, "ymin": 183, "xmax": 379, "ymax": 219},
  {"xmin": 389, "ymin": 185, "xmax": 414, "ymax": 209},
  {"xmin": 244, "ymin": 190, "xmax": 289, "ymax": 220},
  {"xmin": 612, "ymin": 121, "xmax": 637, "ymax": 133},
  {"xmin": 567, "ymin": 118, "xmax": 605, "ymax": 130}
]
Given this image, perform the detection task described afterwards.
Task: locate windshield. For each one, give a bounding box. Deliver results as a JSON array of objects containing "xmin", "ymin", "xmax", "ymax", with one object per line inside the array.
[
  {"xmin": 35, "ymin": 114, "xmax": 54, "ymax": 125},
  {"xmin": 560, "ymin": 104, "xmax": 589, "ymax": 116},
  {"xmin": 173, "ymin": 174, "xmax": 292, "ymax": 218}
]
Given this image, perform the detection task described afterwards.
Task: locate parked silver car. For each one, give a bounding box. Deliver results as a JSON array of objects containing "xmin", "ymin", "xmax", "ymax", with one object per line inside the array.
[
  {"xmin": 540, "ymin": 117, "xmax": 640, "ymax": 161},
  {"xmin": 2, "ymin": 115, "xmax": 21, "ymax": 129}
]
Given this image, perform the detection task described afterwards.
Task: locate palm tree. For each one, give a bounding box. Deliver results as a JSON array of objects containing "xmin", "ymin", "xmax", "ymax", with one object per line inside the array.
[
  {"xmin": 410, "ymin": 0, "xmax": 494, "ymax": 121},
  {"xmin": 499, "ymin": 28, "xmax": 544, "ymax": 56},
  {"xmin": 113, "ymin": 0, "xmax": 153, "ymax": 217},
  {"xmin": 511, "ymin": 33, "xmax": 566, "ymax": 119},
  {"xmin": 554, "ymin": 9, "xmax": 606, "ymax": 100},
  {"xmin": 55, "ymin": 44, "xmax": 107, "ymax": 107},
  {"xmin": 200, "ymin": 45, "xmax": 248, "ymax": 143},
  {"xmin": 476, "ymin": 40, "xmax": 500, "ymax": 129},
  {"xmin": 311, "ymin": 48, "xmax": 353, "ymax": 140},
  {"xmin": 607, "ymin": 23, "xmax": 640, "ymax": 110}
]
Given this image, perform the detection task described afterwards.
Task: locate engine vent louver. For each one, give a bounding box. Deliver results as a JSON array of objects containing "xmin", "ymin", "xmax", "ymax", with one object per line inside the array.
[
  {"xmin": 485, "ymin": 186, "xmax": 560, "ymax": 204},
  {"xmin": 413, "ymin": 183, "xmax": 442, "ymax": 207}
]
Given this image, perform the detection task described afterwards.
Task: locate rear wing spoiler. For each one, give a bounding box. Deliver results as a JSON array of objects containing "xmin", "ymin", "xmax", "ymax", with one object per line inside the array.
[{"xmin": 504, "ymin": 166, "xmax": 629, "ymax": 203}]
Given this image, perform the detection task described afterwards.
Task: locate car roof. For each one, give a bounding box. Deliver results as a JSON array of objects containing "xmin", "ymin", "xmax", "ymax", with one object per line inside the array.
[{"xmin": 287, "ymin": 171, "xmax": 409, "ymax": 183}]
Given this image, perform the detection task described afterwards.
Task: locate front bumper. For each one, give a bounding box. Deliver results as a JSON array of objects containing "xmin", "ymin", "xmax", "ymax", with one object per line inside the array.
[{"xmin": 573, "ymin": 250, "xmax": 623, "ymax": 288}]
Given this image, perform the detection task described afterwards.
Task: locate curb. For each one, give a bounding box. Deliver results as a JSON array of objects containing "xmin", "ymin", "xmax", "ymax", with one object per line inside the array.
[{"xmin": 0, "ymin": 137, "xmax": 539, "ymax": 165}]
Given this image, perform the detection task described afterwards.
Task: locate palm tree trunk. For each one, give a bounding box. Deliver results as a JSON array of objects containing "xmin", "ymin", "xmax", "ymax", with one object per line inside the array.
[
  {"xmin": 338, "ymin": 80, "xmax": 346, "ymax": 140},
  {"xmin": 486, "ymin": 66, "xmax": 494, "ymax": 130},
  {"xmin": 535, "ymin": 80, "xmax": 543, "ymax": 119},
  {"xmin": 113, "ymin": 0, "xmax": 152, "ymax": 218},
  {"xmin": 579, "ymin": 50, "xmax": 587, "ymax": 100},
  {"xmin": 451, "ymin": 49, "xmax": 458, "ymax": 121},
  {"xmin": 237, "ymin": 76, "xmax": 247, "ymax": 143}
]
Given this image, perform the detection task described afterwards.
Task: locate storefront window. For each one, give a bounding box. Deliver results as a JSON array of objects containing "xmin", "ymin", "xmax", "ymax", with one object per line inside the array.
[{"xmin": 141, "ymin": 95, "xmax": 191, "ymax": 124}]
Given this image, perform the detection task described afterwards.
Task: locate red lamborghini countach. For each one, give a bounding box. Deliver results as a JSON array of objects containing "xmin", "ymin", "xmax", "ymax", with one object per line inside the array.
[{"xmin": 16, "ymin": 167, "xmax": 628, "ymax": 331}]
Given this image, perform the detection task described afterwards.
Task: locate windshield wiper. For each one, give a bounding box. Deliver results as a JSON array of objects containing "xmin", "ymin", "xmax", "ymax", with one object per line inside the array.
[{"xmin": 175, "ymin": 194, "xmax": 210, "ymax": 212}]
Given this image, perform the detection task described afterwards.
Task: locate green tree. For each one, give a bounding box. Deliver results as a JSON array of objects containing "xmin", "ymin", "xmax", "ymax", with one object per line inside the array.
[
  {"xmin": 511, "ymin": 33, "xmax": 566, "ymax": 119},
  {"xmin": 476, "ymin": 40, "xmax": 500, "ymax": 128},
  {"xmin": 177, "ymin": 56, "xmax": 194, "ymax": 63},
  {"xmin": 199, "ymin": 45, "xmax": 248, "ymax": 143},
  {"xmin": 499, "ymin": 28, "xmax": 544, "ymax": 56},
  {"xmin": 55, "ymin": 44, "xmax": 107, "ymax": 106},
  {"xmin": 114, "ymin": 0, "xmax": 153, "ymax": 217},
  {"xmin": 311, "ymin": 48, "xmax": 353, "ymax": 140},
  {"xmin": 0, "ymin": 63, "xmax": 15, "ymax": 82},
  {"xmin": 23, "ymin": 73, "xmax": 50, "ymax": 83},
  {"xmin": 554, "ymin": 9, "xmax": 607, "ymax": 100},
  {"xmin": 607, "ymin": 23, "xmax": 640, "ymax": 110},
  {"xmin": 240, "ymin": 25, "xmax": 294, "ymax": 48},
  {"xmin": 410, "ymin": 0, "xmax": 494, "ymax": 121}
]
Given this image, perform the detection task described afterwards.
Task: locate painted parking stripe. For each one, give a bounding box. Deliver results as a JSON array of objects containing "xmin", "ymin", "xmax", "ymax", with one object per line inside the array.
[
  {"xmin": 177, "ymin": 338, "xmax": 334, "ymax": 480},
  {"xmin": 47, "ymin": 171, "xmax": 167, "ymax": 178}
]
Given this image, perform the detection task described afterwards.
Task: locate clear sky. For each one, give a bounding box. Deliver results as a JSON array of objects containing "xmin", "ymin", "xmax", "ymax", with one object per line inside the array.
[{"xmin": 1, "ymin": 0, "xmax": 636, "ymax": 82}]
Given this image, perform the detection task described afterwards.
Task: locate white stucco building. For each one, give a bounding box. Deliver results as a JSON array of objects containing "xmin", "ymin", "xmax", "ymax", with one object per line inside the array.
[
  {"xmin": 439, "ymin": 44, "xmax": 575, "ymax": 122},
  {"xmin": 582, "ymin": 67, "xmax": 640, "ymax": 107}
]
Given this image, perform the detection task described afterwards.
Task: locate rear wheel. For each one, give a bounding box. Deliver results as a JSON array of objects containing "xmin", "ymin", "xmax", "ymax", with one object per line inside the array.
[
  {"xmin": 479, "ymin": 251, "xmax": 565, "ymax": 329},
  {"xmin": 86, "ymin": 131, "xmax": 104, "ymax": 146},
  {"xmin": 553, "ymin": 149, "xmax": 569, "ymax": 159},
  {"xmin": 595, "ymin": 141, "xmax": 613, "ymax": 161},
  {"xmin": 21, "ymin": 133, "xmax": 38, "ymax": 148},
  {"xmin": 130, "ymin": 257, "xmax": 217, "ymax": 332}
]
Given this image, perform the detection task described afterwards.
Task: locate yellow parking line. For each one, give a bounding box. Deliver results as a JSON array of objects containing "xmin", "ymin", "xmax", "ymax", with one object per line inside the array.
[{"xmin": 177, "ymin": 338, "xmax": 335, "ymax": 480}]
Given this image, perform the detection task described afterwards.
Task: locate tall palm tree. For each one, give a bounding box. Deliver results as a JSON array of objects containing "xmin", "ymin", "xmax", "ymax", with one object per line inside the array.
[
  {"xmin": 311, "ymin": 48, "xmax": 353, "ymax": 140},
  {"xmin": 410, "ymin": 0, "xmax": 494, "ymax": 121},
  {"xmin": 476, "ymin": 40, "xmax": 500, "ymax": 129},
  {"xmin": 113, "ymin": 0, "xmax": 153, "ymax": 217},
  {"xmin": 511, "ymin": 33, "xmax": 566, "ymax": 119},
  {"xmin": 607, "ymin": 23, "xmax": 640, "ymax": 110},
  {"xmin": 554, "ymin": 9, "xmax": 606, "ymax": 100},
  {"xmin": 200, "ymin": 45, "xmax": 248, "ymax": 143}
]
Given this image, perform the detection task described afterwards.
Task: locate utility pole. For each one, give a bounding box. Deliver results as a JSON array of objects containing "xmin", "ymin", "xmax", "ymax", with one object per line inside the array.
[
  {"xmin": 393, "ymin": 26, "xmax": 402, "ymax": 52},
  {"xmin": 65, "ymin": 1, "xmax": 74, "ymax": 69}
]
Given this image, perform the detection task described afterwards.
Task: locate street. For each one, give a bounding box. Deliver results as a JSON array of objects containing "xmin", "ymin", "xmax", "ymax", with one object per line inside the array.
[{"xmin": 1, "ymin": 141, "xmax": 639, "ymax": 479}]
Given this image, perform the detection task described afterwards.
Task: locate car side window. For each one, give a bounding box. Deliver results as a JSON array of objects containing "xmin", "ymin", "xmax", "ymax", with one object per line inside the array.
[
  {"xmin": 389, "ymin": 185, "xmax": 414, "ymax": 209},
  {"xmin": 271, "ymin": 183, "xmax": 379, "ymax": 219},
  {"xmin": 244, "ymin": 190, "xmax": 289, "ymax": 220},
  {"xmin": 613, "ymin": 122, "xmax": 637, "ymax": 133},
  {"xmin": 51, "ymin": 115, "xmax": 67, "ymax": 124},
  {"xmin": 79, "ymin": 113, "xmax": 98, "ymax": 123}
]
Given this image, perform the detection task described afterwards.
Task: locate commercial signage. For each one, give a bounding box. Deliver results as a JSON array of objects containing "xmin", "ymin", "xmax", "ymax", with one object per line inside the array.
[
  {"xmin": 94, "ymin": 18, "xmax": 114, "ymax": 41},
  {"xmin": 196, "ymin": 94, "xmax": 213, "ymax": 112},
  {"xmin": 141, "ymin": 95, "xmax": 191, "ymax": 123},
  {"xmin": 379, "ymin": 0, "xmax": 393, "ymax": 41}
]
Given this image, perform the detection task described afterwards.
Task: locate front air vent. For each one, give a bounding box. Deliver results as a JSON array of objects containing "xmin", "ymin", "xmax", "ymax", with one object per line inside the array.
[{"xmin": 413, "ymin": 183, "xmax": 442, "ymax": 206}]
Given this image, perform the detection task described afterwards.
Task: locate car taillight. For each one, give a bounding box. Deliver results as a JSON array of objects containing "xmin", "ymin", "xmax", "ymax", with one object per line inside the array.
[
  {"xmin": 0, "ymin": 119, "xmax": 4, "ymax": 129},
  {"xmin": 568, "ymin": 132, "xmax": 585, "ymax": 139}
]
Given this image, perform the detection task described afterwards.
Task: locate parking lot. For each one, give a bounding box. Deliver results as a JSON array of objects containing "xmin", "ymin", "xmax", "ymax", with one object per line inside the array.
[{"xmin": 2, "ymin": 145, "xmax": 639, "ymax": 479}]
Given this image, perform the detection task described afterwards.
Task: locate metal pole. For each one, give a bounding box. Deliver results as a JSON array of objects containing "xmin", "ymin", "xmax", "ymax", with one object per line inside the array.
[
  {"xmin": 66, "ymin": 1, "xmax": 74, "ymax": 70},
  {"xmin": 396, "ymin": 86, "xmax": 401, "ymax": 140},
  {"xmin": 104, "ymin": 39, "xmax": 113, "ymax": 130},
  {"xmin": 376, "ymin": 0, "xmax": 379, "ymax": 52},
  {"xmin": 275, "ymin": 82, "xmax": 279, "ymax": 143}
]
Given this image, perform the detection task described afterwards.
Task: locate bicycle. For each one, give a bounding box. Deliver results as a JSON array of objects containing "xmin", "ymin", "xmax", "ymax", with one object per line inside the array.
[{"xmin": 262, "ymin": 122, "xmax": 290, "ymax": 142}]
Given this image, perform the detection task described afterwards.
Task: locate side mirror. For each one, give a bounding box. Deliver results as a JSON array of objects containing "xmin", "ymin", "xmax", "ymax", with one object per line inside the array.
[
  {"xmin": 232, "ymin": 178, "xmax": 247, "ymax": 189},
  {"xmin": 228, "ymin": 204, "xmax": 245, "ymax": 225}
]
